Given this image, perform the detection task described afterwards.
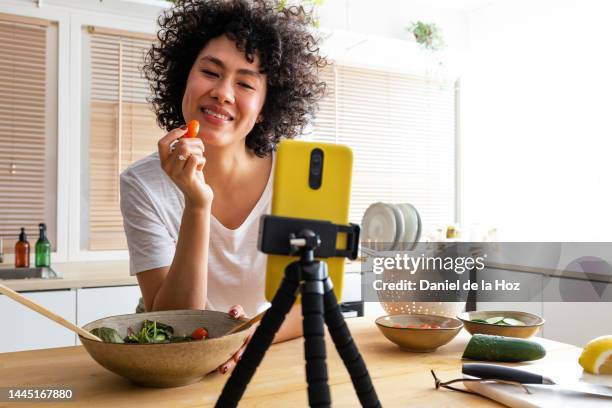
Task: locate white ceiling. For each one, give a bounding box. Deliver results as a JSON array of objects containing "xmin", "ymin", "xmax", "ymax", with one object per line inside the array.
[{"xmin": 384, "ymin": 0, "xmax": 497, "ymax": 12}]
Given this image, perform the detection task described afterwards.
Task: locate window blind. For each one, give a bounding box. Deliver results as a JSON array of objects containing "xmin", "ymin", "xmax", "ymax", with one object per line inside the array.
[
  {"xmin": 311, "ymin": 64, "xmax": 457, "ymax": 229},
  {"xmin": 88, "ymin": 30, "xmax": 162, "ymax": 250},
  {"xmin": 0, "ymin": 16, "xmax": 54, "ymax": 254}
]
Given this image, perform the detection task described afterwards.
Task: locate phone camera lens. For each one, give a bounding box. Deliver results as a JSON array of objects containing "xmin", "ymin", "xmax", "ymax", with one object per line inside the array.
[
  {"xmin": 309, "ymin": 149, "xmax": 324, "ymax": 189},
  {"xmin": 311, "ymin": 155, "xmax": 322, "ymax": 175},
  {"xmin": 312, "ymin": 159, "xmax": 322, "ymax": 175}
]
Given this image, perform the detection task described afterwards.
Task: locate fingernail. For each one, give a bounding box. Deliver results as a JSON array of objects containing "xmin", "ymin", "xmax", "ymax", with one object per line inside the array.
[{"xmin": 180, "ymin": 125, "xmax": 187, "ymax": 130}]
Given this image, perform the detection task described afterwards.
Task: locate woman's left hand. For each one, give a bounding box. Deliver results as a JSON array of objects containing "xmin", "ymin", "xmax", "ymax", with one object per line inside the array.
[{"xmin": 218, "ymin": 304, "xmax": 253, "ymax": 374}]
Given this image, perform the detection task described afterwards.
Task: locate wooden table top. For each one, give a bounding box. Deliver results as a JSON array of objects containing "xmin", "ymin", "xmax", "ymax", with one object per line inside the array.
[{"xmin": 0, "ymin": 316, "xmax": 580, "ymax": 407}]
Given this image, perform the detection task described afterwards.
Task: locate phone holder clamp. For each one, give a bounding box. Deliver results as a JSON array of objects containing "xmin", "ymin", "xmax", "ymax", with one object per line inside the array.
[{"xmin": 258, "ymin": 215, "xmax": 360, "ymax": 260}]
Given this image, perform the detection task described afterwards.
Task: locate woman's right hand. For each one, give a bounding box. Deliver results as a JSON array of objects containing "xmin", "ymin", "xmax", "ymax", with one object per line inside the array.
[{"xmin": 158, "ymin": 126, "xmax": 213, "ymax": 208}]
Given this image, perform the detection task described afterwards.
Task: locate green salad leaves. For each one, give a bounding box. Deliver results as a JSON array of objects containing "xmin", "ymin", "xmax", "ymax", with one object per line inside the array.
[
  {"xmin": 91, "ymin": 327, "xmax": 125, "ymax": 343},
  {"xmin": 90, "ymin": 320, "xmax": 205, "ymax": 344}
]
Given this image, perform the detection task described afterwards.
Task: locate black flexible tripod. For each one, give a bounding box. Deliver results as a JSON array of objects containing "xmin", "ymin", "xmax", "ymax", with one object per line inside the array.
[{"xmin": 215, "ymin": 216, "xmax": 381, "ymax": 407}]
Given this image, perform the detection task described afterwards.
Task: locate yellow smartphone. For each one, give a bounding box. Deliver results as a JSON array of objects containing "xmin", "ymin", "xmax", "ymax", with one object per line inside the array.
[{"xmin": 265, "ymin": 139, "xmax": 353, "ymax": 302}]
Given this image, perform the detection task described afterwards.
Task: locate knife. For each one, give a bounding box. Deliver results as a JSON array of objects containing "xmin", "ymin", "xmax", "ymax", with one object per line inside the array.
[{"xmin": 462, "ymin": 363, "xmax": 612, "ymax": 398}]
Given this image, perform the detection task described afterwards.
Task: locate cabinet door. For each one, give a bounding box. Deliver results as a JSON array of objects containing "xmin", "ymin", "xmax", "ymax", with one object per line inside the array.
[
  {"xmin": 0, "ymin": 290, "xmax": 76, "ymax": 352},
  {"xmin": 76, "ymin": 286, "xmax": 142, "ymax": 344},
  {"xmin": 542, "ymin": 277, "xmax": 612, "ymax": 347},
  {"xmin": 341, "ymin": 272, "xmax": 362, "ymax": 303}
]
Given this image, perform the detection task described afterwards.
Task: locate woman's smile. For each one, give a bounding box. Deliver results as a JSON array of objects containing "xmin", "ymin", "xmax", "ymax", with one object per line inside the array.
[{"xmin": 199, "ymin": 105, "xmax": 234, "ymax": 127}]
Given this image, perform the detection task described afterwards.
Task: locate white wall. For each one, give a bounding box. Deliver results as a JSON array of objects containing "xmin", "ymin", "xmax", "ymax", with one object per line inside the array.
[
  {"xmin": 319, "ymin": 0, "xmax": 469, "ymax": 45},
  {"xmin": 461, "ymin": 0, "xmax": 612, "ymax": 241},
  {"xmin": 317, "ymin": 0, "xmax": 470, "ymax": 75}
]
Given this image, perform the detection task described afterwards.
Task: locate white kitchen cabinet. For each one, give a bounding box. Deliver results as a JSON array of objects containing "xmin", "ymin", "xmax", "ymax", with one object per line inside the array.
[
  {"xmin": 542, "ymin": 301, "xmax": 612, "ymax": 347},
  {"xmin": 541, "ymin": 277, "xmax": 612, "ymax": 347},
  {"xmin": 0, "ymin": 290, "xmax": 77, "ymax": 352},
  {"xmin": 76, "ymin": 286, "xmax": 142, "ymax": 325},
  {"xmin": 75, "ymin": 285, "xmax": 142, "ymax": 343},
  {"xmin": 341, "ymin": 272, "xmax": 361, "ymax": 303}
]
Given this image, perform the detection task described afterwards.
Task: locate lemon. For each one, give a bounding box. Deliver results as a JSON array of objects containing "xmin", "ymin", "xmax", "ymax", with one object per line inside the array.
[{"xmin": 579, "ymin": 335, "xmax": 612, "ymax": 374}]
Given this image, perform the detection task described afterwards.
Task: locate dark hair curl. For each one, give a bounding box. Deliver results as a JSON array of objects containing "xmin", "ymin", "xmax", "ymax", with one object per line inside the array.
[{"xmin": 144, "ymin": 0, "xmax": 328, "ymax": 156}]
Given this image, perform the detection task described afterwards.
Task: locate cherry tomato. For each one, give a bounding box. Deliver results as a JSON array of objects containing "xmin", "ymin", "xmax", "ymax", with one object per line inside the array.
[
  {"xmin": 431, "ymin": 324, "xmax": 441, "ymax": 329},
  {"xmin": 186, "ymin": 119, "xmax": 200, "ymax": 138},
  {"xmin": 191, "ymin": 327, "xmax": 209, "ymax": 340},
  {"xmin": 420, "ymin": 324, "xmax": 431, "ymax": 329}
]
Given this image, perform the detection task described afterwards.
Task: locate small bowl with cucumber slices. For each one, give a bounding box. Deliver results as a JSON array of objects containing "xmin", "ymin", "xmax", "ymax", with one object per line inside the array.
[{"xmin": 457, "ymin": 310, "xmax": 544, "ymax": 339}]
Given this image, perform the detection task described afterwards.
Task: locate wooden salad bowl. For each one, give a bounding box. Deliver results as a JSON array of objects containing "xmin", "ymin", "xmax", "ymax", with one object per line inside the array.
[{"xmin": 80, "ymin": 310, "xmax": 249, "ymax": 388}]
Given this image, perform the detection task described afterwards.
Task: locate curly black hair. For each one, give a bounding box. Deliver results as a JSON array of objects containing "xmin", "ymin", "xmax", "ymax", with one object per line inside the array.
[{"xmin": 143, "ymin": 0, "xmax": 328, "ymax": 157}]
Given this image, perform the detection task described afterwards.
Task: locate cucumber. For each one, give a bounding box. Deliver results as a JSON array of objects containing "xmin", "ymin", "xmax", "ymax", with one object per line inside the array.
[
  {"xmin": 462, "ymin": 334, "xmax": 546, "ymax": 362},
  {"xmin": 502, "ymin": 317, "xmax": 526, "ymax": 326}
]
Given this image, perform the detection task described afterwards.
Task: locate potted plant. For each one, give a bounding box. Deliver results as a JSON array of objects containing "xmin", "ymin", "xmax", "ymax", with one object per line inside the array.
[{"xmin": 407, "ymin": 21, "xmax": 444, "ymax": 51}]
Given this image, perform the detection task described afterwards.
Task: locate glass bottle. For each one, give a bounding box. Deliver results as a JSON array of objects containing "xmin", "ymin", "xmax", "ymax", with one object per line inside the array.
[
  {"xmin": 15, "ymin": 228, "xmax": 30, "ymax": 268},
  {"xmin": 35, "ymin": 223, "xmax": 51, "ymax": 267}
]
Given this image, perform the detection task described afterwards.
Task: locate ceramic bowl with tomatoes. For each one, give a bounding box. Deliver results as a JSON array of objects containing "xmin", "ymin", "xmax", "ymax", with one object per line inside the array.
[{"xmin": 375, "ymin": 314, "xmax": 463, "ymax": 352}]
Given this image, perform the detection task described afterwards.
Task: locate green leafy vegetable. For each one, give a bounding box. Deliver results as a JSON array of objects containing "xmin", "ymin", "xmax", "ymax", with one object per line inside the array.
[
  {"xmin": 124, "ymin": 320, "xmax": 175, "ymax": 343},
  {"xmin": 91, "ymin": 327, "xmax": 124, "ymax": 343},
  {"xmin": 92, "ymin": 320, "xmax": 210, "ymax": 344}
]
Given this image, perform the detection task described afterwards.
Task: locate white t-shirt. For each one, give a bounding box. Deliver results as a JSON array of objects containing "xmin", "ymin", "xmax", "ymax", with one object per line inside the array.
[{"xmin": 119, "ymin": 152, "xmax": 272, "ymax": 316}]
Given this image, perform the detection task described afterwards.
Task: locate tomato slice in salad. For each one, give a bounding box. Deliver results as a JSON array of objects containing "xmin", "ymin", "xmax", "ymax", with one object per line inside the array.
[{"xmin": 191, "ymin": 327, "xmax": 209, "ymax": 340}]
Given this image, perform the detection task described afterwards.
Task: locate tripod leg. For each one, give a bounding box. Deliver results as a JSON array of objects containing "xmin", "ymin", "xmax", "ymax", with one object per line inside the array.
[
  {"xmin": 215, "ymin": 265, "xmax": 300, "ymax": 408},
  {"xmin": 323, "ymin": 278, "xmax": 381, "ymax": 408},
  {"xmin": 301, "ymin": 262, "xmax": 331, "ymax": 408}
]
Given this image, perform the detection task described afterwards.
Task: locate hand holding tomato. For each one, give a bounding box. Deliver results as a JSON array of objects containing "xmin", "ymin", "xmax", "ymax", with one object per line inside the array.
[{"xmin": 157, "ymin": 121, "xmax": 212, "ymax": 209}]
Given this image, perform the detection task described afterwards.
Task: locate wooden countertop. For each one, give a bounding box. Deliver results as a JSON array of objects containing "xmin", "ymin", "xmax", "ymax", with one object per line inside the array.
[
  {"xmin": 0, "ymin": 261, "xmax": 136, "ymax": 292},
  {"xmin": 0, "ymin": 317, "xmax": 581, "ymax": 407},
  {"xmin": 0, "ymin": 261, "xmax": 362, "ymax": 292}
]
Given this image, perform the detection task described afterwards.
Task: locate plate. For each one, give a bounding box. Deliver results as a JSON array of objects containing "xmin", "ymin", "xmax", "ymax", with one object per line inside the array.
[
  {"xmin": 362, "ymin": 202, "xmax": 399, "ymax": 251},
  {"xmin": 397, "ymin": 203, "xmax": 421, "ymax": 250},
  {"xmin": 388, "ymin": 204, "xmax": 405, "ymax": 251}
]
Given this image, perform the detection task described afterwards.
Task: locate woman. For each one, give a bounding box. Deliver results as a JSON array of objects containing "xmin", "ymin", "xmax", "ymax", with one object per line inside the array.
[{"xmin": 120, "ymin": 0, "xmax": 326, "ymax": 374}]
